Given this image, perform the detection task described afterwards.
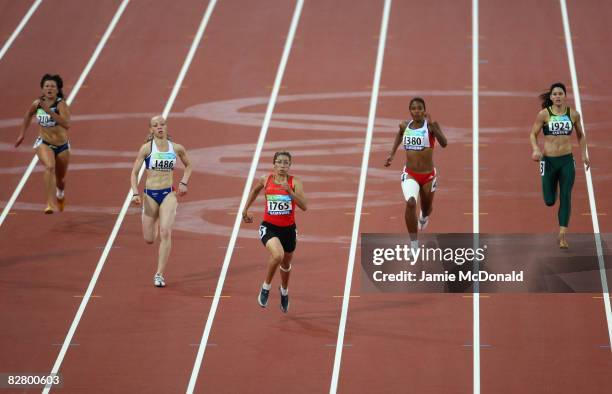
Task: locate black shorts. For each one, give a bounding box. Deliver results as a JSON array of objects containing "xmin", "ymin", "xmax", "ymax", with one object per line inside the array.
[
  {"xmin": 33, "ymin": 136, "xmax": 70, "ymax": 156},
  {"xmin": 259, "ymin": 221, "xmax": 297, "ymax": 253}
]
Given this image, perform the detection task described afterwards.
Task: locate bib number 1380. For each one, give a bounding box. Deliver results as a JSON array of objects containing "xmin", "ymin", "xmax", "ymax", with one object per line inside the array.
[{"xmin": 404, "ymin": 135, "xmax": 423, "ymax": 146}]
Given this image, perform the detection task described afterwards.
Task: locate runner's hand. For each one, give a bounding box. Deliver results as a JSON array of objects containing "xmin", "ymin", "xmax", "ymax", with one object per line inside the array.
[
  {"xmin": 15, "ymin": 134, "xmax": 24, "ymax": 147},
  {"xmin": 178, "ymin": 183, "xmax": 188, "ymax": 197},
  {"xmin": 131, "ymin": 194, "xmax": 141, "ymax": 205},
  {"xmin": 242, "ymin": 211, "xmax": 253, "ymax": 223},
  {"xmin": 39, "ymin": 97, "xmax": 51, "ymax": 113},
  {"xmin": 531, "ymin": 148, "xmax": 543, "ymax": 161},
  {"xmin": 583, "ymin": 156, "xmax": 591, "ymax": 171},
  {"xmin": 384, "ymin": 155, "xmax": 393, "ymax": 167}
]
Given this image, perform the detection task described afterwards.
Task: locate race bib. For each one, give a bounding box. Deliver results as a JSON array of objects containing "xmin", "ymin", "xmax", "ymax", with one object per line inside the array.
[
  {"xmin": 403, "ymin": 129, "xmax": 427, "ymax": 151},
  {"xmin": 547, "ymin": 118, "xmax": 572, "ymax": 135},
  {"xmin": 266, "ymin": 194, "xmax": 292, "ymax": 215},
  {"xmin": 150, "ymin": 152, "xmax": 176, "ymax": 171},
  {"xmin": 36, "ymin": 108, "xmax": 55, "ymax": 127}
]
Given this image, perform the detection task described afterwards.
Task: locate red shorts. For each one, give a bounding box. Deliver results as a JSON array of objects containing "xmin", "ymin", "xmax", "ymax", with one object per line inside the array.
[{"xmin": 403, "ymin": 167, "xmax": 437, "ymax": 187}]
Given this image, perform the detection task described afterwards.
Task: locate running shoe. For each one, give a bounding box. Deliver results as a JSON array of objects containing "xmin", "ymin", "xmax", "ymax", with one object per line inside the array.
[
  {"xmin": 559, "ymin": 237, "xmax": 569, "ymax": 249},
  {"xmin": 258, "ymin": 287, "xmax": 270, "ymax": 307},
  {"xmin": 418, "ymin": 211, "xmax": 429, "ymax": 230},
  {"xmin": 154, "ymin": 273, "xmax": 166, "ymax": 288},
  {"xmin": 44, "ymin": 204, "xmax": 54, "ymax": 214},
  {"xmin": 57, "ymin": 197, "xmax": 65, "ymax": 212},
  {"xmin": 279, "ymin": 286, "xmax": 289, "ymax": 313}
]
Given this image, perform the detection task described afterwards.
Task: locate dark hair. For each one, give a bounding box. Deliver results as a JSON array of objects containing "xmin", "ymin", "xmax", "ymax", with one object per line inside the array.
[
  {"xmin": 40, "ymin": 74, "xmax": 64, "ymax": 99},
  {"xmin": 409, "ymin": 97, "xmax": 426, "ymax": 110},
  {"xmin": 539, "ymin": 82, "xmax": 566, "ymax": 109},
  {"xmin": 273, "ymin": 151, "xmax": 292, "ymax": 163}
]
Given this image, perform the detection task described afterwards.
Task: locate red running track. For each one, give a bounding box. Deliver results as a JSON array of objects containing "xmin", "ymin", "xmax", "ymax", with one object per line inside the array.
[{"xmin": 0, "ymin": 1, "xmax": 610, "ymax": 393}]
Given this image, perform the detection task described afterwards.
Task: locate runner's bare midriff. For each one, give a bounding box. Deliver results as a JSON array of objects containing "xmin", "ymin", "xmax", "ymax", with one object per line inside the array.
[
  {"xmin": 543, "ymin": 134, "xmax": 572, "ymax": 157},
  {"xmin": 145, "ymin": 169, "xmax": 174, "ymax": 189},
  {"xmin": 39, "ymin": 124, "xmax": 68, "ymax": 146},
  {"xmin": 405, "ymin": 148, "xmax": 434, "ymax": 173}
]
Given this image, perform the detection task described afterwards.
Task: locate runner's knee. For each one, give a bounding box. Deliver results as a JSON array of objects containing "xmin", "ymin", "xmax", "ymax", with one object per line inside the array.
[
  {"xmin": 159, "ymin": 226, "xmax": 171, "ymax": 240},
  {"xmin": 44, "ymin": 163, "xmax": 55, "ymax": 173},
  {"xmin": 406, "ymin": 197, "xmax": 417, "ymax": 209},
  {"xmin": 271, "ymin": 250, "xmax": 284, "ymax": 265}
]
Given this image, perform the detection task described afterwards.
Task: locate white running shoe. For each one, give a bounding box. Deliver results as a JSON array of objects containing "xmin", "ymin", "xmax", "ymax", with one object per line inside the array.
[
  {"xmin": 154, "ymin": 273, "xmax": 166, "ymax": 288},
  {"xmin": 418, "ymin": 211, "xmax": 429, "ymax": 230}
]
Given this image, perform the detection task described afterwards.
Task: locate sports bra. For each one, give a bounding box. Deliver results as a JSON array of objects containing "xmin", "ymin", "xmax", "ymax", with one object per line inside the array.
[
  {"xmin": 144, "ymin": 140, "xmax": 177, "ymax": 172},
  {"xmin": 542, "ymin": 106, "xmax": 573, "ymax": 136},
  {"xmin": 403, "ymin": 119, "xmax": 436, "ymax": 151},
  {"xmin": 36, "ymin": 98, "xmax": 62, "ymax": 128}
]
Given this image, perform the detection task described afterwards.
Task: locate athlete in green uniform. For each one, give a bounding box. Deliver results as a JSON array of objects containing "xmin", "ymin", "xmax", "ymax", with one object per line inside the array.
[{"xmin": 530, "ymin": 82, "xmax": 590, "ymax": 248}]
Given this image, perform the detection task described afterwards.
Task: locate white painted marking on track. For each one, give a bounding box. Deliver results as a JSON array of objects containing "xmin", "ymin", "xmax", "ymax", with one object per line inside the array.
[
  {"xmin": 330, "ymin": 1, "xmax": 391, "ymax": 393},
  {"xmin": 559, "ymin": 0, "xmax": 612, "ymax": 350},
  {"xmin": 186, "ymin": 1, "xmax": 304, "ymax": 393},
  {"xmin": 0, "ymin": 0, "xmax": 42, "ymax": 61},
  {"xmin": 0, "ymin": 0, "xmax": 129, "ymax": 229},
  {"xmin": 42, "ymin": 0, "xmax": 217, "ymax": 392},
  {"xmin": 472, "ymin": 1, "xmax": 480, "ymax": 393}
]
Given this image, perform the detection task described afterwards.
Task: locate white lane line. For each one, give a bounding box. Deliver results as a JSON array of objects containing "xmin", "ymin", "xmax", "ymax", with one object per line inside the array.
[
  {"xmin": 472, "ymin": 0, "xmax": 480, "ymax": 393},
  {"xmin": 0, "ymin": 0, "xmax": 129, "ymax": 228},
  {"xmin": 42, "ymin": 0, "xmax": 218, "ymax": 392},
  {"xmin": 185, "ymin": 1, "xmax": 304, "ymax": 393},
  {"xmin": 329, "ymin": 1, "xmax": 391, "ymax": 393},
  {"xmin": 559, "ymin": 0, "xmax": 612, "ymax": 349},
  {"xmin": 0, "ymin": 0, "xmax": 42, "ymax": 61}
]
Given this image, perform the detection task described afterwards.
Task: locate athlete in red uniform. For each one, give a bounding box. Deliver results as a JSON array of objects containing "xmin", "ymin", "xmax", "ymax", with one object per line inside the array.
[
  {"xmin": 385, "ymin": 97, "xmax": 447, "ymax": 250},
  {"xmin": 243, "ymin": 151, "xmax": 307, "ymax": 313}
]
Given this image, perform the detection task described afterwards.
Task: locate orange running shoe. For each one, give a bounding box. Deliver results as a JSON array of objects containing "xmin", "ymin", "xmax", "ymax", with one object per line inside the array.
[
  {"xmin": 57, "ymin": 197, "xmax": 65, "ymax": 212},
  {"xmin": 44, "ymin": 204, "xmax": 54, "ymax": 214}
]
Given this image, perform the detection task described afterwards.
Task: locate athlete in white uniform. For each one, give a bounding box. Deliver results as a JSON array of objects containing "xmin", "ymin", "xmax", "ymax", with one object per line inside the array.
[
  {"xmin": 385, "ymin": 97, "xmax": 447, "ymax": 250},
  {"xmin": 130, "ymin": 115, "xmax": 192, "ymax": 287}
]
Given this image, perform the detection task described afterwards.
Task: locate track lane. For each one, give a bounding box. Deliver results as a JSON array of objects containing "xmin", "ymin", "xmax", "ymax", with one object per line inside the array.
[
  {"xmin": 0, "ymin": 0, "xmax": 213, "ymax": 389},
  {"xmin": 53, "ymin": 1, "xmax": 298, "ymax": 392},
  {"xmin": 0, "ymin": 0, "xmax": 125, "ymax": 378},
  {"xmin": 192, "ymin": 1, "xmax": 385, "ymax": 392},
  {"xmin": 565, "ymin": 0, "xmax": 612, "ymax": 233},
  {"xmin": 0, "ymin": 0, "xmax": 35, "ymax": 57},
  {"xmin": 337, "ymin": 1, "xmax": 474, "ymax": 392},
  {"xmin": 0, "ymin": 0, "xmax": 122, "ymax": 205},
  {"xmin": 479, "ymin": 1, "xmax": 612, "ymax": 392}
]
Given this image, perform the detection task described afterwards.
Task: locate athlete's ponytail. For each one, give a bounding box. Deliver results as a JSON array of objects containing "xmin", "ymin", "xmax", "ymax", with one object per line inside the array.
[
  {"xmin": 540, "ymin": 82, "xmax": 566, "ymax": 109},
  {"xmin": 40, "ymin": 74, "xmax": 64, "ymax": 99}
]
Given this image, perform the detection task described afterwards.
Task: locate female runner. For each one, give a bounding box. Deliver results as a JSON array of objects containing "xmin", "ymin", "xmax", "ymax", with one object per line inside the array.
[
  {"xmin": 130, "ymin": 115, "xmax": 192, "ymax": 287},
  {"xmin": 385, "ymin": 97, "xmax": 447, "ymax": 250},
  {"xmin": 242, "ymin": 152, "xmax": 307, "ymax": 313},
  {"xmin": 530, "ymin": 82, "xmax": 590, "ymax": 249},
  {"xmin": 15, "ymin": 74, "xmax": 71, "ymax": 213}
]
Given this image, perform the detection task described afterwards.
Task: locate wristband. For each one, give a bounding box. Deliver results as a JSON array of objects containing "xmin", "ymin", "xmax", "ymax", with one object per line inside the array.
[
  {"xmin": 180, "ymin": 181, "xmax": 188, "ymax": 186},
  {"xmin": 132, "ymin": 193, "xmax": 139, "ymax": 197}
]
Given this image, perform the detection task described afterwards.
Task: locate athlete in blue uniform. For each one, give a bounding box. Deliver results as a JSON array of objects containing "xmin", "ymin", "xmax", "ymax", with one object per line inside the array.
[
  {"xmin": 130, "ymin": 115, "xmax": 192, "ymax": 287},
  {"xmin": 15, "ymin": 74, "xmax": 71, "ymax": 213}
]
